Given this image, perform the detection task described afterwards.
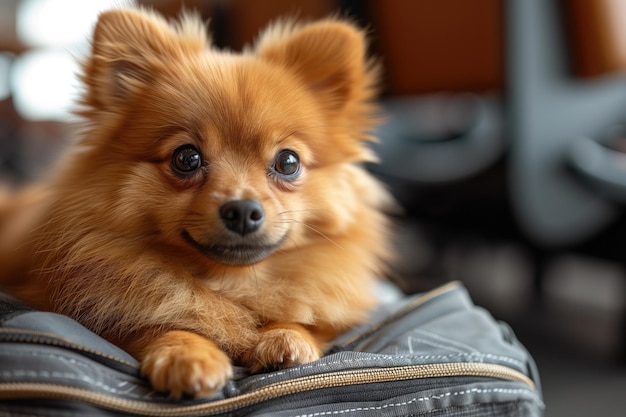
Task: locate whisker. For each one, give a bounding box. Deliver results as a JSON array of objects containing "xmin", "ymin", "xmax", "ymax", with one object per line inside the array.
[
  {"xmin": 276, "ymin": 234, "xmax": 305, "ymax": 262},
  {"xmin": 277, "ymin": 208, "xmax": 321, "ymax": 216},
  {"xmin": 277, "ymin": 218, "xmax": 344, "ymax": 250}
]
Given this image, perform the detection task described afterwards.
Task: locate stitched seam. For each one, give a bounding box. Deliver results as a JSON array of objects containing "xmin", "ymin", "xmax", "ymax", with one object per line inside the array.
[
  {"xmin": 405, "ymin": 336, "xmax": 467, "ymax": 355},
  {"xmin": 7, "ymin": 349, "xmax": 94, "ymax": 371},
  {"xmin": 291, "ymin": 388, "xmax": 538, "ymax": 417},
  {"xmin": 1, "ymin": 349, "xmax": 146, "ymax": 398},
  {"xmin": 412, "ymin": 329, "xmax": 480, "ymax": 354},
  {"xmin": 0, "ymin": 369, "xmax": 146, "ymax": 398}
]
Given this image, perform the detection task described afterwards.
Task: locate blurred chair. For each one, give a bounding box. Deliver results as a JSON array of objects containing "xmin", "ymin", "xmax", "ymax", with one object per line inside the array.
[{"xmin": 366, "ymin": 0, "xmax": 626, "ymax": 250}]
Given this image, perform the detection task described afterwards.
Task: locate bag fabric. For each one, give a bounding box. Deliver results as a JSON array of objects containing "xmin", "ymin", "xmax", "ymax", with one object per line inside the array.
[{"xmin": 0, "ymin": 282, "xmax": 544, "ymax": 416}]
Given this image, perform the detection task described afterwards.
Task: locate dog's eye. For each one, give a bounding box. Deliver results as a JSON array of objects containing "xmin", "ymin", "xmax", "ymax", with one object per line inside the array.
[
  {"xmin": 172, "ymin": 145, "xmax": 201, "ymax": 175},
  {"xmin": 273, "ymin": 150, "xmax": 301, "ymax": 179}
]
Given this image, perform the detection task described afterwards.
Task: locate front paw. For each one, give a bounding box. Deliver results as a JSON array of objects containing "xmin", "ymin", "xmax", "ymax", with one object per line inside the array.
[
  {"xmin": 140, "ymin": 330, "xmax": 232, "ymax": 399},
  {"xmin": 245, "ymin": 323, "xmax": 322, "ymax": 373}
]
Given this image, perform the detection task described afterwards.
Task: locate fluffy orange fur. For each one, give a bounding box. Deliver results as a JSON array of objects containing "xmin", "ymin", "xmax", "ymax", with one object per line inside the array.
[{"xmin": 0, "ymin": 8, "xmax": 394, "ymax": 398}]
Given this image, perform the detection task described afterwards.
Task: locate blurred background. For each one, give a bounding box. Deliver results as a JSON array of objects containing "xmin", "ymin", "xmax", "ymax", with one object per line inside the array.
[{"xmin": 1, "ymin": 0, "xmax": 626, "ymax": 415}]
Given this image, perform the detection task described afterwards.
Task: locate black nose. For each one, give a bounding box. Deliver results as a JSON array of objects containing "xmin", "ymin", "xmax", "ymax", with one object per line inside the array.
[{"xmin": 220, "ymin": 199, "xmax": 264, "ymax": 236}]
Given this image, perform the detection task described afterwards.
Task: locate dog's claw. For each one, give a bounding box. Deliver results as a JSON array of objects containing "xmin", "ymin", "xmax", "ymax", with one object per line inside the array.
[
  {"xmin": 140, "ymin": 331, "xmax": 233, "ymax": 399},
  {"xmin": 244, "ymin": 325, "xmax": 321, "ymax": 373}
]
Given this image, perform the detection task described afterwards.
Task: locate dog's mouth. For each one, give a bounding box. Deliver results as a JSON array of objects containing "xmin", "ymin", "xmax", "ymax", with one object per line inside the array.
[{"xmin": 181, "ymin": 230, "xmax": 284, "ymax": 266}]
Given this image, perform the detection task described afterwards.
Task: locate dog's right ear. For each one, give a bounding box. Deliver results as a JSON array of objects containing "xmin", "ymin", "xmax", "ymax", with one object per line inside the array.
[{"xmin": 79, "ymin": 8, "xmax": 207, "ymax": 114}]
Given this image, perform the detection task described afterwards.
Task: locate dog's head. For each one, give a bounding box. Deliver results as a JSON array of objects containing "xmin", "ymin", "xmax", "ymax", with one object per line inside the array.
[{"xmin": 72, "ymin": 8, "xmax": 386, "ymax": 268}]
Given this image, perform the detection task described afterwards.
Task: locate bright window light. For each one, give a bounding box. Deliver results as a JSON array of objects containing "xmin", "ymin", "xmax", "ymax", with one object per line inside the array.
[
  {"xmin": 11, "ymin": 50, "xmax": 80, "ymax": 121},
  {"xmin": 12, "ymin": 0, "xmax": 136, "ymax": 120},
  {"xmin": 17, "ymin": 0, "xmax": 134, "ymax": 47}
]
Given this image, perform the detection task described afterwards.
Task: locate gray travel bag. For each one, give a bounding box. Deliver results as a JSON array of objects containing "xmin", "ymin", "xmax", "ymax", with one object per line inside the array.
[{"xmin": 0, "ymin": 281, "xmax": 544, "ymax": 416}]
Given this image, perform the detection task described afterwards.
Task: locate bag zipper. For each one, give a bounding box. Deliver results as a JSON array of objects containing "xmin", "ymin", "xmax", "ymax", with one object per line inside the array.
[
  {"xmin": 0, "ymin": 361, "xmax": 535, "ymax": 417},
  {"xmin": 0, "ymin": 282, "xmax": 537, "ymax": 415}
]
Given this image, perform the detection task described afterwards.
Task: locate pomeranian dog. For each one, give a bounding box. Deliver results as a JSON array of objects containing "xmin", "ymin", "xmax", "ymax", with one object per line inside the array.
[{"xmin": 0, "ymin": 7, "xmax": 393, "ymax": 398}]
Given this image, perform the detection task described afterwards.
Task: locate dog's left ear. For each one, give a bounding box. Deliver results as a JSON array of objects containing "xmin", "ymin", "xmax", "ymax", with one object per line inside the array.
[
  {"xmin": 79, "ymin": 8, "xmax": 208, "ymax": 114},
  {"xmin": 255, "ymin": 19, "xmax": 377, "ymax": 112}
]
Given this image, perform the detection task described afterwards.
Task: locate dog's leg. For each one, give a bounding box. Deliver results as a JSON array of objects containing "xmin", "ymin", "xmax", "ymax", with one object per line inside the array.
[
  {"xmin": 244, "ymin": 322, "xmax": 322, "ymax": 373},
  {"xmin": 132, "ymin": 329, "xmax": 232, "ymax": 399}
]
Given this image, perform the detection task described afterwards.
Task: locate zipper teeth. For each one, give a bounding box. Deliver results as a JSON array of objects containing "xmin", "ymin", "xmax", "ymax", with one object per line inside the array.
[{"xmin": 0, "ymin": 362, "xmax": 535, "ymax": 417}]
